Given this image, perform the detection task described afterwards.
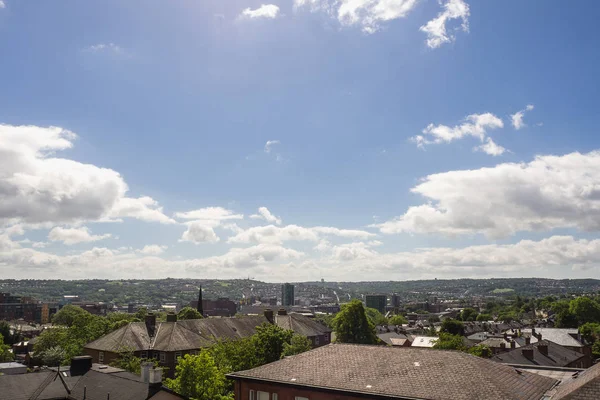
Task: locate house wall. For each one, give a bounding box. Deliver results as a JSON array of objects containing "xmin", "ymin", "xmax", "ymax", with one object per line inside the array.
[
  {"xmin": 82, "ymin": 348, "xmax": 120, "ymax": 366},
  {"xmin": 233, "ymin": 380, "xmax": 385, "ymax": 400}
]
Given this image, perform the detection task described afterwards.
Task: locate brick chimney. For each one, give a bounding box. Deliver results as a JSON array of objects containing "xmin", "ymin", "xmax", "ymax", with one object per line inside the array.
[
  {"xmin": 538, "ymin": 344, "xmax": 548, "ymax": 356},
  {"xmin": 525, "ymin": 336, "xmax": 531, "ymax": 345},
  {"xmin": 500, "ymin": 342, "xmax": 506, "ymax": 350},
  {"xmin": 70, "ymin": 356, "xmax": 92, "ymax": 376},
  {"xmin": 522, "ymin": 348, "xmax": 534, "ymax": 359},
  {"xmin": 141, "ymin": 362, "xmax": 153, "ymax": 383},
  {"xmin": 277, "ymin": 308, "xmax": 287, "ymax": 316},
  {"xmin": 264, "ymin": 309, "xmax": 274, "ymax": 324},
  {"xmin": 197, "ymin": 286, "xmax": 204, "ymax": 317},
  {"xmin": 147, "ymin": 367, "xmax": 163, "ymax": 398},
  {"xmin": 166, "ymin": 312, "xmax": 177, "ymax": 322},
  {"xmin": 510, "ymin": 340, "xmax": 516, "ymax": 349},
  {"xmin": 145, "ymin": 313, "xmax": 157, "ymax": 337}
]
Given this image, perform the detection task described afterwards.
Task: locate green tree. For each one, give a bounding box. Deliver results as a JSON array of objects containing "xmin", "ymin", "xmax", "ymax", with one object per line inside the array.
[
  {"xmin": 208, "ymin": 337, "xmax": 258, "ymax": 374},
  {"xmin": 592, "ymin": 341, "xmax": 600, "ymax": 359},
  {"xmin": 427, "ymin": 315, "xmax": 441, "ymax": 324},
  {"xmin": 440, "ymin": 319, "xmax": 465, "ymax": 336},
  {"xmin": 110, "ymin": 350, "xmax": 150, "ymax": 374},
  {"xmin": 281, "ymin": 334, "xmax": 312, "ymax": 358},
  {"xmin": 389, "ymin": 315, "xmax": 408, "ymax": 325},
  {"xmin": 580, "ymin": 322, "xmax": 600, "ymax": 344},
  {"xmin": 570, "ymin": 297, "xmax": 600, "ymax": 325},
  {"xmin": 177, "ymin": 307, "xmax": 203, "ymax": 320},
  {"xmin": 252, "ymin": 323, "xmax": 293, "ymax": 365},
  {"xmin": 433, "ymin": 333, "xmax": 466, "ymax": 351},
  {"xmin": 165, "ymin": 352, "xmax": 232, "ymax": 400},
  {"xmin": 52, "ymin": 305, "xmax": 89, "ymax": 327},
  {"xmin": 476, "ymin": 313, "xmax": 492, "ymax": 322},
  {"xmin": 468, "ymin": 344, "xmax": 492, "ymax": 358},
  {"xmin": 0, "ymin": 334, "xmax": 13, "ymax": 362},
  {"xmin": 458, "ymin": 308, "xmax": 478, "ymax": 322},
  {"xmin": 365, "ymin": 307, "xmax": 388, "ymax": 326},
  {"xmin": 314, "ymin": 314, "xmax": 335, "ymax": 329},
  {"xmin": 38, "ymin": 346, "xmax": 65, "ymax": 366},
  {"xmin": 332, "ymin": 300, "xmax": 378, "ymax": 345}
]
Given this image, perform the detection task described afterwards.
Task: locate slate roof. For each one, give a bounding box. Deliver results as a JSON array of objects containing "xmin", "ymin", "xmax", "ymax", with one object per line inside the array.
[
  {"xmin": 550, "ymin": 362, "xmax": 600, "ymax": 399},
  {"xmin": 68, "ymin": 370, "xmax": 149, "ymax": 400},
  {"xmin": 85, "ymin": 314, "xmax": 330, "ymax": 353},
  {"xmin": 521, "ymin": 329, "xmax": 583, "ymax": 348},
  {"xmin": 492, "ymin": 340, "xmax": 587, "ymax": 368},
  {"xmin": 0, "ymin": 371, "xmax": 57, "ymax": 400},
  {"xmin": 228, "ymin": 343, "xmax": 557, "ymax": 400}
]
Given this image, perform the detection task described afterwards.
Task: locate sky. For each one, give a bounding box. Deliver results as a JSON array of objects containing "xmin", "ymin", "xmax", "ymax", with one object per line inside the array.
[{"xmin": 1, "ymin": 0, "xmax": 600, "ymax": 281}]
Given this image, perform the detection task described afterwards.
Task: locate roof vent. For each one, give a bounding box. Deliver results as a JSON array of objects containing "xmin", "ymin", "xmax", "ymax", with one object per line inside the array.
[{"xmin": 366, "ymin": 385, "xmax": 372, "ymax": 389}]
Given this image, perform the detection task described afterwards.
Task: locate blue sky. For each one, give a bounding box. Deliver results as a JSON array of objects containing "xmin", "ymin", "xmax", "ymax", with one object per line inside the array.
[{"xmin": 1, "ymin": 0, "xmax": 600, "ymax": 281}]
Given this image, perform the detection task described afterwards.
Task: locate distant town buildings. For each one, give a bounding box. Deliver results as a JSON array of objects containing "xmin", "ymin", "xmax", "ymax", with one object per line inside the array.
[
  {"xmin": 365, "ymin": 294, "xmax": 387, "ymax": 314},
  {"xmin": 0, "ymin": 292, "xmax": 56, "ymax": 324},
  {"xmin": 281, "ymin": 283, "xmax": 294, "ymax": 306}
]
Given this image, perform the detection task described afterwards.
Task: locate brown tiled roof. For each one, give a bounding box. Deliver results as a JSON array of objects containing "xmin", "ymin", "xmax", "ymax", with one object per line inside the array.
[
  {"xmin": 228, "ymin": 343, "xmax": 557, "ymax": 400},
  {"xmin": 85, "ymin": 314, "xmax": 329, "ymax": 353},
  {"xmin": 492, "ymin": 340, "xmax": 587, "ymax": 368},
  {"xmin": 550, "ymin": 362, "xmax": 600, "ymax": 399}
]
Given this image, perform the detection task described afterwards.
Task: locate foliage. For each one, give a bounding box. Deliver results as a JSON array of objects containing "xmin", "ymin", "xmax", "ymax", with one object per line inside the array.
[
  {"xmin": 427, "ymin": 315, "xmax": 441, "ymax": 324},
  {"xmin": 333, "ymin": 300, "xmax": 378, "ymax": 345},
  {"xmin": 458, "ymin": 308, "xmax": 478, "ymax": 322},
  {"xmin": 433, "ymin": 333, "xmax": 466, "ymax": 351},
  {"xmin": 580, "ymin": 323, "xmax": 600, "ymax": 344},
  {"xmin": 497, "ymin": 311, "xmax": 518, "ymax": 324},
  {"xmin": 38, "ymin": 346, "xmax": 65, "ymax": 366},
  {"xmin": 281, "ymin": 334, "xmax": 312, "ymax": 358},
  {"xmin": 467, "ymin": 344, "xmax": 492, "ymax": 358},
  {"xmin": 476, "ymin": 313, "xmax": 492, "ymax": 322},
  {"xmin": 208, "ymin": 337, "xmax": 258, "ymax": 375},
  {"xmin": 165, "ymin": 352, "xmax": 233, "ymax": 400},
  {"xmin": 569, "ymin": 297, "xmax": 600, "ymax": 326},
  {"xmin": 592, "ymin": 341, "xmax": 600, "ymax": 360},
  {"xmin": 252, "ymin": 323, "xmax": 293, "ymax": 365},
  {"xmin": 388, "ymin": 314, "xmax": 408, "ymax": 325},
  {"xmin": 177, "ymin": 307, "xmax": 203, "ymax": 320},
  {"xmin": 0, "ymin": 334, "xmax": 13, "ymax": 362},
  {"xmin": 440, "ymin": 319, "xmax": 465, "ymax": 336},
  {"xmin": 52, "ymin": 305, "xmax": 90, "ymax": 327},
  {"xmin": 109, "ymin": 349, "xmax": 158, "ymax": 374},
  {"xmin": 314, "ymin": 314, "xmax": 335, "ymax": 329},
  {"xmin": 365, "ymin": 307, "xmax": 388, "ymax": 326},
  {"xmin": 0, "ymin": 321, "xmax": 20, "ymax": 345}
]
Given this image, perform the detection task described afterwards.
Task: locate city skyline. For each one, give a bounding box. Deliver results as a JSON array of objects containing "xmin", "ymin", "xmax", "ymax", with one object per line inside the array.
[{"xmin": 1, "ymin": 1, "xmax": 600, "ymax": 281}]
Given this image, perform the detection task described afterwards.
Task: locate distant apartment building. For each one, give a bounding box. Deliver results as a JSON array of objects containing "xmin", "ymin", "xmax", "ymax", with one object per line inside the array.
[
  {"xmin": 281, "ymin": 283, "xmax": 295, "ymax": 307},
  {"xmin": 189, "ymin": 298, "xmax": 238, "ymax": 317},
  {"xmin": 365, "ymin": 294, "xmax": 387, "ymax": 314},
  {"xmin": 0, "ymin": 292, "xmax": 55, "ymax": 324},
  {"xmin": 70, "ymin": 302, "xmax": 109, "ymax": 316}
]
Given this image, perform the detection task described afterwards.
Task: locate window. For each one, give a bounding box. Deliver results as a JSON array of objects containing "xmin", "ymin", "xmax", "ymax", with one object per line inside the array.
[
  {"xmin": 315, "ymin": 336, "xmax": 319, "ymax": 345},
  {"xmin": 249, "ymin": 390, "xmax": 255, "ymax": 400},
  {"xmin": 98, "ymin": 351, "xmax": 104, "ymax": 363},
  {"xmin": 324, "ymin": 333, "xmax": 329, "ymax": 342},
  {"xmin": 272, "ymin": 394, "xmax": 278, "ymax": 400},
  {"xmin": 257, "ymin": 391, "xmax": 269, "ymax": 400},
  {"xmin": 153, "ymin": 351, "xmax": 159, "ymax": 360},
  {"xmin": 175, "ymin": 352, "xmax": 182, "ymax": 360},
  {"xmin": 160, "ymin": 352, "xmax": 166, "ymax": 363},
  {"xmin": 141, "ymin": 351, "xmax": 147, "ymax": 359}
]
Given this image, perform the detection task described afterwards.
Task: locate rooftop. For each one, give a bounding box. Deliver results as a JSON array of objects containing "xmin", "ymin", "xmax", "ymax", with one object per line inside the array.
[
  {"xmin": 492, "ymin": 340, "xmax": 587, "ymax": 368},
  {"xmin": 228, "ymin": 343, "xmax": 557, "ymax": 400}
]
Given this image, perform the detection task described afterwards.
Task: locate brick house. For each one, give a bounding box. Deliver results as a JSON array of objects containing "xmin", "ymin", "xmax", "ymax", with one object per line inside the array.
[
  {"xmin": 227, "ymin": 344, "xmax": 558, "ymax": 400},
  {"xmin": 84, "ymin": 310, "xmax": 331, "ymax": 377},
  {"xmin": 492, "ymin": 339, "xmax": 593, "ymax": 369}
]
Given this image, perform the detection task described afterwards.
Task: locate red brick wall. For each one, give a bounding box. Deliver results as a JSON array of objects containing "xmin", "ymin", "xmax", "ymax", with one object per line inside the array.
[{"xmin": 233, "ymin": 380, "xmax": 382, "ymax": 400}]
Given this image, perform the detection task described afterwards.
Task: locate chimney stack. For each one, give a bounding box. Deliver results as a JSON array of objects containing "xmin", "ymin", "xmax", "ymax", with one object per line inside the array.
[
  {"xmin": 145, "ymin": 313, "xmax": 157, "ymax": 337},
  {"xmin": 141, "ymin": 362, "xmax": 153, "ymax": 383},
  {"xmin": 147, "ymin": 367, "xmax": 163, "ymax": 398},
  {"xmin": 277, "ymin": 308, "xmax": 287, "ymax": 316},
  {"xmin": 500, "ymin": 342, "xmax": 506, "ymax": 350},
  {"xmin": 166, "ymin": 312, "xmax": 177, "ymax": 322},
  {"xmin": 538, "ymin": 344, "xmax": 549, "ymax": 356},
  {"xmin": 264, "ymin": 309, "xmax": 274, "ymax": 324},
  {"xmin": 525, "ymin": 336, "xmax": 531, "ymax": 345},
  {"xmin": 522, "ymin": 348, "xmax": 534, "ymax": 359},
  {"xmin": 70, "ymin": 356, "xmax": 93, "ymax": 376},
  {"xmin": 197, "ymin": 286, "xmax": 204, "ymax": 317},
  {"xmin": 510, "ymin": 340, "xmax": 516, "ymax": 349}
]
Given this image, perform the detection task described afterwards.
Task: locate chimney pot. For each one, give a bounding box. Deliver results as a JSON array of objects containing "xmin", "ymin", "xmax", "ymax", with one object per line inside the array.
[
  {"xmin": 264, "ymin": 309, "xmax": 274, "ymax": 324},
  {"xmin": 141, "ymin": 362, "xmax": 153, "ymax": 383},
  {"xmin": 538, "ymin": 344, "xmax": 549, "ymax": 356},
  {"xmin": 145, "ymin": 313, "xmax": 157, "ymax": 337},
  {"xmin": 70, "ymin": 355, "xmax": 93, "ymax": 376},
  {"xmin": 510, "ymin": 340, "xmax": 516, "ymax": 349},
  {"xmin": 277, "ymin": 308, "xmax": 287, "ymax": 316},
  {"xmin": 166, "ymin": 312, "xmax": 177, "ymax": 322},
  {"xmin": 149, "ymin": 367, "xmax": 162, "ymax": 385},
  {"xmin": 522, "ymin": 348, "xmax": 534, "ymax": 359},
  {"xmin": 525, "ymin": 336, "xmax": 531, "ymax": 345}
]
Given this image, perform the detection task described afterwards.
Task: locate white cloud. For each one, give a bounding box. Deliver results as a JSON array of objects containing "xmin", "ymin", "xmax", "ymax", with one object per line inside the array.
[
  {"xmin": 413, "ymin": 113, "xmax": 503, "ymax": 148},
  {"xmin": 180, "ymin": 222, "xmax": 220, "ymax": 244},
  {"xmin": 228, "ymin": 224, "xmax": 375, "ymax": 244},
  {"xmin": 375, "ymin": 151, "xmax": 600, "ymax": 238},
  {"xmin": 84, "ymin": 43, "xmax": 125, "ymax": 54},
  {"xmin": 420, "ymin": 0, "xmax": 470, "ymax": 49},
  {"xmin": 0, "ymin": 124, "xmax": 172, "ymax": 226},
  {"xmin": 511, "ymin": 104, "xmax": 535, "ymax": 130},
  {"xmin": 295, "ymin": 0, "xmax": 419, "ymax": 34},
  {"xmin": 331, "ymin": 241, "xmax": 378, "ymax": 261},
  {"xmin": 0, "ymin": 1, "xmax": 5, "ymax": 9},
  {"xmin": 139, "ymin": 244, "xmax": 168, "ymax": 255},
  {"xmin": 250, "ymin": 207, "xmax": 282, "ymax": 225},
  {"xmin": 475, "ymin": 138, "xmax": 507, "ymax": 156},
  {"xmin": 48, "ymin": 226, "xmax": 111, "ymax": 245},
  {"xmin": 174, "ymin": 207, "xmax": 243, "ymax": 222},
  {"xmin": 240, "ymin": 4, "xmax": 280, "ymax": 19},
  {"xmin": 264, "ymin": 140, "xmax": 280, "ymax": 153}
]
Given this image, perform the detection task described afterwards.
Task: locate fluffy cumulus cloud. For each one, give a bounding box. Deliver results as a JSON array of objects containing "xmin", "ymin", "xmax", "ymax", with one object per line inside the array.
[
  {"xmin": 294, "ymin": 0, "xmax": 419, "ymax": 34},
  {"xmin": 250, "ymin": 207, "xmax": 282, "ymax": 225},
  {"xmin": 0, "ymin": 1, "xmax": 5, "ymax": 9},
  {"xmin": 511, "ymin": 104, "xmax": 535, "ymax": 130},
  {"xmin": 180, "ymin": 222, "xmax": 220, "ymax": 244},
  {"xmin": 240, "ymin": 4, "xmax": 280, "ymax": 19},
  {"xmin": 139, "ymin": 244, "xmax": 168, "ymax": 255},
  {"xmin": 228, "ymin": 224, "xmax": 375, "ymax": 244},
  {"xmin": 412, "ymin": 112, "xmax": 505, "ymax": 155},
  {"xmin": 0, "ymin": 124, "xmax": 172, "ymax": 228},
  {"xmin": 175, "ymin": 206, "xmax": 244, "ymax": 244},
  {"xmin": 264, "ymin": 140, "xmax": 280, "ymax": 153},
  {"xmin": 174, "ymin": 207, "xmax": 243, "ymax": 222},
  {"xmin": 375, "ymin": 151, "xmax": 600, "ymax": 238},
  {"xmin": 48, "ymin": 226, "xmax": 111, "ymax": 245},
  {"xmin": 420, "ymin": 0, "xmax": 470, "ymax": 49}
]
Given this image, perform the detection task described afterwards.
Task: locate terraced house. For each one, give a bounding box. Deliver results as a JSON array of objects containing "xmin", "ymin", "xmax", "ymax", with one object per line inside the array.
[{"xmin": 83, "ymin": 309, "xmax": 331, "ymax": 377}]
